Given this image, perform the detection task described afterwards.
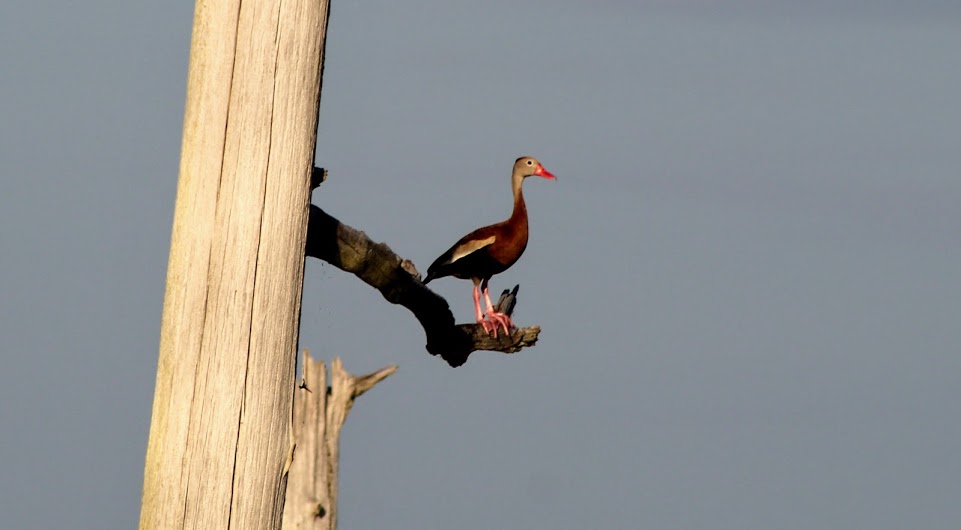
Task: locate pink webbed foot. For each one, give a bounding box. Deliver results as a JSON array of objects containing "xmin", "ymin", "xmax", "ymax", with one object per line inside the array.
[
  {"xmin": 483, "ymin": 310, "xmax": 514, "ymax": 338},
  {"xmin": 476, "ymin": 317, "xmax": 498, "ymax": 336},
  {"xmin": 477, "ymin": 278, "xmax": 514, "ymax": 337}
]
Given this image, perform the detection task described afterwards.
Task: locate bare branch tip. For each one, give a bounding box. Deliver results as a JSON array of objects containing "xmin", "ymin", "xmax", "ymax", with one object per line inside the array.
[
  {"xmin": 310, "ymin": 167, "xmax": 328, "ymax": 191},
  {"xmin": 352, "ymin": 364, "xmax": 398, "ymax": 397}
]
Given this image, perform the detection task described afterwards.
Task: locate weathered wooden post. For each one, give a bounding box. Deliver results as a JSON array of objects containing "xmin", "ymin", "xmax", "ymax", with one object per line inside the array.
[{"xmin": 139, "ymin": 0, "xmax": 331, "ymax": 527}]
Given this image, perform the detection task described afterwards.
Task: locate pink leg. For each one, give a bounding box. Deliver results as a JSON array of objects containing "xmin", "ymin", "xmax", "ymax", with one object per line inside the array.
[
  {"xmin": 481, "ymin": 278, "xmax": 513, "ymax": 337},
  {"xmin": 473, "ymin": 280, "xmax": 496, "ymax": 335}
]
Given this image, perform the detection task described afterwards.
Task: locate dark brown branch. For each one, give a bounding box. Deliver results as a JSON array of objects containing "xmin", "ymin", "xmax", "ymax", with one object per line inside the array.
[
  {"xmin": 305, "ymin": 204, "xmax": 540, "ymax": 367},
  {"xmin": 310, "ymin": 167, "xmax": 327, "ymax": 191}
]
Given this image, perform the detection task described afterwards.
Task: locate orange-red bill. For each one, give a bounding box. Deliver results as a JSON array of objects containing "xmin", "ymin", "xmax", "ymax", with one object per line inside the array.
[{"xmin": 534, "ymin": 164, "xmax": 557, "ymax": 180}]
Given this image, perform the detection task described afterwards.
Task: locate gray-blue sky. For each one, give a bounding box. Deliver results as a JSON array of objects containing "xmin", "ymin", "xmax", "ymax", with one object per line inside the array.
[{"xmin": 2, "ymin": 1, "xmax": 959, "ymax": 529}]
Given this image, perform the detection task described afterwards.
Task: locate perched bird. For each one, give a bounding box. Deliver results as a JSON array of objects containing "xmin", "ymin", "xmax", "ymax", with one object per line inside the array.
[{"xmin": 423, "ymin": 156, "xmax": 556, "ymax": 336}]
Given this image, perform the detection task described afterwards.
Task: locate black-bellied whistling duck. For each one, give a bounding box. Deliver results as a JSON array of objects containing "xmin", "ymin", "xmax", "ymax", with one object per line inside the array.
[{"xmin": 423, "ymin": 156, "xmax": 556, "ymax": 336}]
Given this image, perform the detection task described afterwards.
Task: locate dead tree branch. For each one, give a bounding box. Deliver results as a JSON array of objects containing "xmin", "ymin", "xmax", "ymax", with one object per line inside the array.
[
  {"xmin": 305, "ymin": 204, "xmax": 541, "ymax": 367},
  {"xmin": 283, "ymin": 352, "xmax": 397, "ymax": 530}
]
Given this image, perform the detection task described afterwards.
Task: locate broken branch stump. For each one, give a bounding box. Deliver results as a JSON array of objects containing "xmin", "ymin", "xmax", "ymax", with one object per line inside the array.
[{"xmin": 282, "ymin": 352, "xmax": 397, "ymax": 530}]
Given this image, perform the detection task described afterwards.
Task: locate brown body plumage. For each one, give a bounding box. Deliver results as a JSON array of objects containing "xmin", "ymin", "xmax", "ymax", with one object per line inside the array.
[{"xmin": 423, "ymin": 156, "xmax": 555, "ymax": 335}]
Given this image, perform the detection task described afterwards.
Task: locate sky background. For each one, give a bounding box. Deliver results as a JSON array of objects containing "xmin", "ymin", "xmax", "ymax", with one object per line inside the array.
[{"xmin": 2, "ymin": 1, "xmax": 960, "ymax": 528}]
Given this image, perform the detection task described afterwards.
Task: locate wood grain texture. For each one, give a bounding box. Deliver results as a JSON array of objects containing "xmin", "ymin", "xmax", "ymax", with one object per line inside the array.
[
  {"xmin": 305, "ymin": 205, "xmax": 542, "ymax": 367},
  {"xmin": 282, "ymin": 353, "xmax": 396, "ymax": 530},
  {"xmin": 140, "ymin": 0, "xmax": 330, "ymax": 528}
]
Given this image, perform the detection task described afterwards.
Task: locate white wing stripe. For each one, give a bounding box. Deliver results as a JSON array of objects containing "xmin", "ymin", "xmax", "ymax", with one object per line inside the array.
[{"xmin": 449, "ymin": 236, "xmax": 496, "ymax": 264}]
